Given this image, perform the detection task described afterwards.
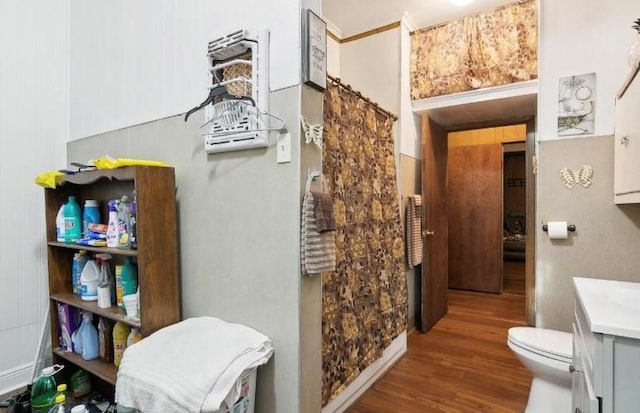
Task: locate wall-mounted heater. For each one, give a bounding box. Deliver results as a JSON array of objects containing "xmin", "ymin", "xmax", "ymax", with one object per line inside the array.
[{"xmin": 200, "ymin": 29, "xmax": 270, "ymax": 154}]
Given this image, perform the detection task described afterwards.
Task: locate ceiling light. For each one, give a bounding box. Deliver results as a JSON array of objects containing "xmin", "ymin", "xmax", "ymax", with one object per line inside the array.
[{"xmin": 450, "ymin": 0, "xmax": 475, "ymax": 6}]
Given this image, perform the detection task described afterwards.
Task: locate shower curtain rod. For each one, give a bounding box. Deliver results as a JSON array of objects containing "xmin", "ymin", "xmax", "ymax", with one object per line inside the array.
[{"xmin": 326, "ymin": 75, "xmax": 398, "ymax": 121}]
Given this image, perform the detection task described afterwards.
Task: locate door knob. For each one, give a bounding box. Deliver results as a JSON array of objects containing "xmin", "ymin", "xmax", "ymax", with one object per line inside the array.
[{"xmin": 422, "ymin": 230, "xmax": 435, "ymax": 237}]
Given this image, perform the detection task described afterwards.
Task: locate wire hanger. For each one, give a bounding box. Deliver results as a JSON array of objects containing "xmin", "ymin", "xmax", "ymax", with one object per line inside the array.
[
  {"xmin": 184, "ymin": 84, "xmax": 256, "ymax": 122},
  {"xmin": 199, "ymin": 99, "xmax": 286, "ymax": 136}
]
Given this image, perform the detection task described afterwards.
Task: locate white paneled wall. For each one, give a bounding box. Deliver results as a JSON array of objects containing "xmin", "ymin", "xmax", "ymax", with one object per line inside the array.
[
  {"xmin": 69, "ymin": 0, "xmax": 301, "ymax": 141},
  {"xmin": 0, "ymin": 1, "xmax": 68, "ymax": 394},
  {"xmin": 538, "ymin": 0, "xmax": 640, "ymax": 140}
]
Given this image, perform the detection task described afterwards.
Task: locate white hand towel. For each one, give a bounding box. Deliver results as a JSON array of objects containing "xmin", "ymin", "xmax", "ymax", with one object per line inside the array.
[{"xmin": 116, "ymin": 317, "xmax": 273, "ymax": 413}]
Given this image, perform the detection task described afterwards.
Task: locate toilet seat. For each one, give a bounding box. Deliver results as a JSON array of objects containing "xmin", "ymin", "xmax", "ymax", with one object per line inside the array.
[{"xmin": 508, "ymin": 327, "xmax": 572, "ymax": 364}]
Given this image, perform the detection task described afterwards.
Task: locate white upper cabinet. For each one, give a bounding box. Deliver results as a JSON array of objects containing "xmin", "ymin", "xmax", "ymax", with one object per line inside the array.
[{"xmin": 614, "ymin": 64, "xmax": 640, "ymax": 204}]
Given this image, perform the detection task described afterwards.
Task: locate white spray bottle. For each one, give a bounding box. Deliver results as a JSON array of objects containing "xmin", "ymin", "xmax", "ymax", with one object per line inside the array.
[{"xmin": 106, "ymin": 199, "xmax": 119, "ymax": 248}]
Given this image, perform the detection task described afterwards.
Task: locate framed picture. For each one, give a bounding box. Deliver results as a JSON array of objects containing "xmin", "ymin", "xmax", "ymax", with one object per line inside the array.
[{"xmin": 302, "ymin": 9, "xmax": 327, "ymax": 91}]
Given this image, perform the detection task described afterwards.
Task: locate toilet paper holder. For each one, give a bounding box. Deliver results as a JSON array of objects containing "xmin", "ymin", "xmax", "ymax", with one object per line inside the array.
[{"xmin": 542, "ymin": 223, "xmax": 576, "ymax": 232}]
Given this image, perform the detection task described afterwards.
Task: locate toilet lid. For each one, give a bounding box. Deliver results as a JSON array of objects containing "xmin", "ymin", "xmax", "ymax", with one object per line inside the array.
[{"xmin": 508, "ymin": 327, "xmax": 572, "ymax": 362}]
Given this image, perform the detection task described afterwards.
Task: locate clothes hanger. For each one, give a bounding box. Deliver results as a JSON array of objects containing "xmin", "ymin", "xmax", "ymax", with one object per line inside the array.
[
  {"xmin": 199, "ymin": 99, "xmax": 287, "ymax": 135},
  {"xmin": 184, "ymin": 84, "xmax": 256, "ymax": 122}
]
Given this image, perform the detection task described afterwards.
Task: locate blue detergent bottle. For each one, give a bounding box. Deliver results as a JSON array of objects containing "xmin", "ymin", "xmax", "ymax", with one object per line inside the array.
[
  {"xmin": 79, "ymin": 312, "xmax": 99, "ymax": 361},
  {"xmin": 63, "ymin": 196, "xmax": 82, "ymax": 243}
]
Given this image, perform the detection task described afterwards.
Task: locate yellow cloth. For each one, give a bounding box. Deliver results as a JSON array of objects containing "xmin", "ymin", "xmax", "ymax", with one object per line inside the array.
[
  {"xmin": 93, "ymin": 156, "xmax": 168, "ymax": 170},
  {"xmin": 35, "ymin": 171, "xmax": 65, "ymax": 189}
]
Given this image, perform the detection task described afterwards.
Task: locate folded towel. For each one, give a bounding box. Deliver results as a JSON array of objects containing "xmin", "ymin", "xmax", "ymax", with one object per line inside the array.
[
  {"xmin": 116, "ymin": 317, "xmax": 273, "ymax": 413},
  {"xmin": 406, "ymin": 194, "xmax": 423, "ymax": 268},
  {"xmin": 311, "ymin": 191, "xmax": 337, "ymax": 232},
  {"xmin": 301, "ymin": 192, "xmax": 336, "ymax": 276}
]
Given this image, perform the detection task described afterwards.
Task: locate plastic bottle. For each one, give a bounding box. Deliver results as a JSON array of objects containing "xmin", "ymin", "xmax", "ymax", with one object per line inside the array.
[
  {"xmin": 70, "ymin": 405, "xmax": 87, "ymax": 413},
  {"xmin": 71, "ymin": 328, "xmax": 82, "ymax": 356},
  {"xmin": 129, "ymin": 191, "xmax": 137, "ymax": 249},
  {"xmin": 82, "ymin": 200, "xmax": 101, "ymax": 238},
  {"xmin": 106, "ymin": 199, "xmax": 119, "ymax": 248},
  {"xmin": 47, "ymin": 394, "xmax": 66, "ymax": 413},
  {"xmin": 63, "ymin": 196, "xmax": 82, "ymax": 243},
  {"xmin": 98, "ymin": 317, "xmax": 114, "ymax": 363},
  {"xmin": 115, "ymin": 264, "xmax": 124, "ymax": 308},
  {"xmin": 79, "ymin": 259, "xmax": 99, "ymax": 301},
  {"xmin": 71, "ymin": 250, "xmax": 88, "ymax": 296},
  {"xmin": 55, "ymin": 384, "xmax": 72, "ymax": 411},
  {"xmin": 127, "ymin": 327, "xmax": 142, "ymax": 347},
  {"xmin": 96, "ymin": 254, "xmax": 113, "ymax": 309},
  {"xmin": 113, "ymin": 321, "xmax": 131, "ymax": 367},
  {"xmin": 31, "ymin": 365, "xmax": 60, "ymax": 413},
  {"xmin": 56, "ymin": 203, "xmax": 66, "ymax": 242},
  {"xmin": 120, "ymin": 258, "xmax": 138, "ymax": 303},
  {"xmin": 117, "ymin": 195, "xmax": 131, "ymax": 249},
  {"xmin": 78, "ymin": 312, "xmax": 99, "ymax": 361}
]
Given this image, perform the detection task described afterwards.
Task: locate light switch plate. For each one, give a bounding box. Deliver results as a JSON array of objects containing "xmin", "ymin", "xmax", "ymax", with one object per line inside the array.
[{"xmin": 277, "ymin": 132, "xmax": 291, "ymax": 164}]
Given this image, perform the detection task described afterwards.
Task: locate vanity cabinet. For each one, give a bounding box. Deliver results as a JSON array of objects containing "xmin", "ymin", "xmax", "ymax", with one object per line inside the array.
[
  {"xmin": 572, "ymin": 277, "xmax": 640, "ymax": 413},
  {"xmin": 614, "ymin": 63, "xmax": 640, "ymax": 204}
]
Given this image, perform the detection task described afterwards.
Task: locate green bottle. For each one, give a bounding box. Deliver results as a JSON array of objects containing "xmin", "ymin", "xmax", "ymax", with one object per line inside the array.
[
  {"xmin": 63, "ymin": 196, "xmax": 82, "ymax": 243},
  {"xmin": 121, "ymin": 257, "xmax": 138, "ymax": 300},
  {"xmin": 31, "ymin": 366, "xmax": 58, "ymax": 412}
]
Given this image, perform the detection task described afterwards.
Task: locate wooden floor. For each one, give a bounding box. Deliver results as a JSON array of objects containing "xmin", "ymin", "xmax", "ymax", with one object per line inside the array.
[{"xmin": 347, "ymin": 262, "xmax": 531, "ymax": 413}]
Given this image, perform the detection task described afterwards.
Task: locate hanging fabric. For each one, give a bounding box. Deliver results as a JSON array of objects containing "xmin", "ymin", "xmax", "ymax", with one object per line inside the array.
[
  {"xmin": 410, "ymin": 0, "xmax": 537, "ymax": 99},
  {"xmin": 405, "ymin": 195, "xmax": 423, "ymax": 268},
  {"xmin": 321, "ymin": 79, "xmax": 406, "ymax": 405}
]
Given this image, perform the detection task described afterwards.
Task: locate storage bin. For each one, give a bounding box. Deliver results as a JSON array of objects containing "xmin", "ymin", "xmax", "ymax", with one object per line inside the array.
[
  {"xmin": 116, "ymin": 369, "xmax": 257, "ymax": 413},
  {"xmin": 217, "ymin": 369, "xmax": 256, "ymax": 413}
]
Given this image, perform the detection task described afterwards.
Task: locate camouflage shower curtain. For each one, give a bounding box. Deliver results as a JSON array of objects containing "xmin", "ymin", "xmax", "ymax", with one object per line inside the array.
[{"xmin": 321, "ymin": 81, "xmax": 407, "ymax": 405}]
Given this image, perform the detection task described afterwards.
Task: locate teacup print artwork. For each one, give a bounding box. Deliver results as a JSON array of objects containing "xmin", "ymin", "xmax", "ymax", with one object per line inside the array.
[{"xmin": 558, "ymin": 73, "xmax": 596, "ymax": 136}]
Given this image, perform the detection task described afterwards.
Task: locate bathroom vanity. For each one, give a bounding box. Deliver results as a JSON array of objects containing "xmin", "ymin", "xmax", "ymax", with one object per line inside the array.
[{"xmin": 572, "ymin": 277, "xmax": 640, "ymax": 413}]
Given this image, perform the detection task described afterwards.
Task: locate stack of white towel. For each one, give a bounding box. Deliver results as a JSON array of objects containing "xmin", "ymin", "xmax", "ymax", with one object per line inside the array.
[{"xmin": 116, "ymin": 317, "xmax": 273, "ymax": 413}]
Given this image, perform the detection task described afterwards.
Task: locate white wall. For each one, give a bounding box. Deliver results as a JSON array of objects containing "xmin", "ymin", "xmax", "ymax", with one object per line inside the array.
[
  {"xmin": 0, "ymin": 1, "xmax": 68, "ymax": 394},
  {"xmin": 400, "ymin": 15, "xmax": 421, "ymax": 159},
  {"xmin": 69, "ymin": 0, "xmax": 300, "ymax": 141},
  {"xmin": 326, "ymin": 20, "xmax": 341, "ymax": 77},
  {"xmin": 535, "ymin": 0, "xmax": 640, "ymax": 329},
  {"xmin": 339, "ymin": 29, "xmax": 400, "ymax": 115},
  {"xmin": 537, "ymin": 0, "xmax": 638, "ymax": 140}
]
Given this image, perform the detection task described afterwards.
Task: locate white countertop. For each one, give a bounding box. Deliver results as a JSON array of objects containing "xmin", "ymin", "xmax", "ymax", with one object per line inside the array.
[{"xmin": 574, "ymin": 277, "xmax": 640, "ymax": 340}]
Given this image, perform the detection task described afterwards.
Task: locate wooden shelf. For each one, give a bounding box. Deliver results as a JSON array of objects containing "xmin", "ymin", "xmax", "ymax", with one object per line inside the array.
[
  {"xmin": 47, "ymin": 241, "xmax": 138, "ymax": 257},
  {"xmin": 51, "ymin": 293, "xmax": 141, "ymax": 328},
  {"xmin": 53, "ymin": 347, "xmax": 117, "ymax": 385},
  {"xmin": 44, "ymin": 166, "xmax": 180, "ymax": 397}
]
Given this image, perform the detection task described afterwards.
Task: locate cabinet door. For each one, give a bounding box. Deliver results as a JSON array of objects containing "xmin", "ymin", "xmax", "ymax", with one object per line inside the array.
[
  {"xmin": 573, "ymin": 323, "xmax": 601, "ymax": 413},
  {"xmin": 615, "ymin": 72, "xmax": 640, "ymax": 203}
]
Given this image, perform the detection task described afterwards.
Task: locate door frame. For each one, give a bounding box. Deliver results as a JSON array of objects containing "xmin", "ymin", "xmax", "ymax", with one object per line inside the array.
[
  {"xmin": 525, "ymin": 118, "xmax": 536, "ymax": 326},
  {"xmin": 419, "ymin": 116, "xmax": 537, "ymax": 329}
]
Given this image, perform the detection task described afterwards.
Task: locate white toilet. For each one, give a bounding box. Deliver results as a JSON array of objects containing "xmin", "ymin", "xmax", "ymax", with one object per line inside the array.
[{"xmin": 507, "ymin": 327, "xmax": 573, "ymax": 413}]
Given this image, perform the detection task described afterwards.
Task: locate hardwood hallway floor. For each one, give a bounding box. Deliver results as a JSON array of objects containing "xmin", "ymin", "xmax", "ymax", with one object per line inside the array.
[{"xmin": 346, "ymin": 286, "xmax": 532, "ymax": 413}]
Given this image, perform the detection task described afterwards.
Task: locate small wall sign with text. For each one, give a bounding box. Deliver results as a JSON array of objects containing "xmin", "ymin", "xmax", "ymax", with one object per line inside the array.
[{"xmin": 302, "ymin": 9, "xmax": 327, "ymax": 91}]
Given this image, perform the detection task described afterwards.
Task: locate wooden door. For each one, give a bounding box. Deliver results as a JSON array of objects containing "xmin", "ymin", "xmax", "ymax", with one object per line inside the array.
[
  {"xmin": 419, "ymin": 116, "xmax": 448, "ymax": 332},
  {"xmin": 448, "ymin": 143, "xmax": 503, "ymax": 293}
]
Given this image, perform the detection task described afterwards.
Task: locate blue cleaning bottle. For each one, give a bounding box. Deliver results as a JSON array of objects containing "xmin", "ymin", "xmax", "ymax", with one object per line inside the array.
[
  {"xmin": 63, "ymin": 196, "xmax": 82, "ymax": 243},
  {"xmin": 79, "ymin": 312, "xmax": 99, "ymax": 361}
]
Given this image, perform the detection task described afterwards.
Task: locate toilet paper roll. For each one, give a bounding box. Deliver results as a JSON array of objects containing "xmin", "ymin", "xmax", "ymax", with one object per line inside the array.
[{"xmin": 547, "ymin": 221, "xmax": 568, "ymax": 239}]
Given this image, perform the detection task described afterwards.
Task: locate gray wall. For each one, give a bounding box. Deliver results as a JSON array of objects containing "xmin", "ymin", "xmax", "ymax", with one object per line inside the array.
[
  {"xmin": 68, "ymin": 86, "xmax": 317, "ymax": 413},
  {"xmin": 536, "ymin": 135, "xmax": 640, "ymax": 331}
]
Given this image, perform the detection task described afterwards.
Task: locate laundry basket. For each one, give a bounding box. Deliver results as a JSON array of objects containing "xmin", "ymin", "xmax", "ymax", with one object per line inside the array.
[
  {"xmin": 116, "ymin": 369, "xmax": 257, "ymax": 413},
  {"xmin": 216, "ymin": 369, "xmax": 257, "ymax": 413}
]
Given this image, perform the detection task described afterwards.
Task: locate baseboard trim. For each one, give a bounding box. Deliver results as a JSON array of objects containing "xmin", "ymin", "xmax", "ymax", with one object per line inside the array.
[
  {"xmin": 322, "ymin": 331, "xmax": 407, "ymax": 413},
  {"xmin": 0, "ymin": 363, "xmax": 32, "ymax": 398}
]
